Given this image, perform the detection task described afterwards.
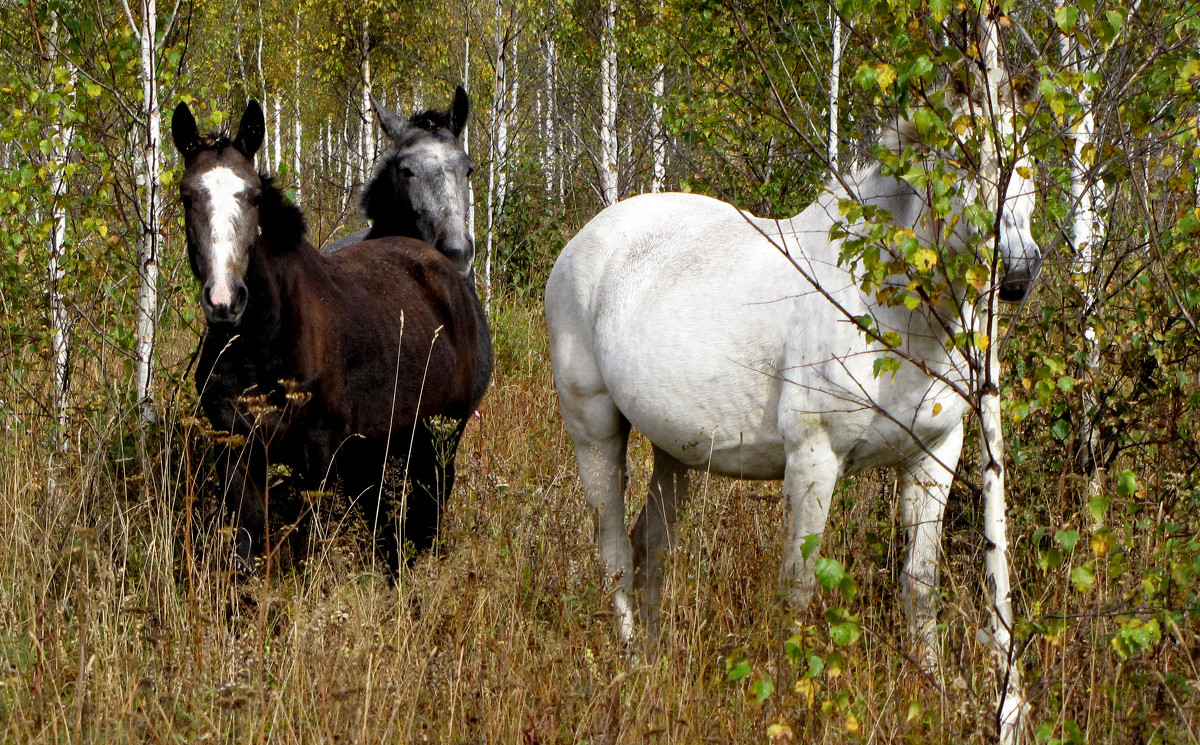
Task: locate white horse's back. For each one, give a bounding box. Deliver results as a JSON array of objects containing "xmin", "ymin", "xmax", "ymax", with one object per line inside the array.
[{"xmin": 547, "ymin": 192, "xmax": 819, "ymax": 478}]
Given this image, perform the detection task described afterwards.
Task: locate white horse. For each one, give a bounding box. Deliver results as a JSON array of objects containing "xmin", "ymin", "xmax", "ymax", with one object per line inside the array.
[{"xmin": 545, "ymin": 118, "xmax": 1041, "ymax": 659}]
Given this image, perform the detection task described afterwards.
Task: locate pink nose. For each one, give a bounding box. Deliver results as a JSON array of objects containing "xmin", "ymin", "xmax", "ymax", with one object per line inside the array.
[{"xmin": 201, "ymin": 281, "xmax": 248, "ymax": 324}]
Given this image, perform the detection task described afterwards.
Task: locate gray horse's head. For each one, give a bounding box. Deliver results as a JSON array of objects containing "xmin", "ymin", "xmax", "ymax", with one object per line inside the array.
[{"xmin": 364, "ymin": 87, "xmax": 476, "ymax": 276}]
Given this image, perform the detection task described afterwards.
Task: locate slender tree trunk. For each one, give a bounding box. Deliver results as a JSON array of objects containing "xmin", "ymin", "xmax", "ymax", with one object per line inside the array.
[
  {"xmin": 977, "ymin": 13, "xmax": 1024, "ymax": 744},
  {"xmin": 827, "ymin": 4, "xmax": 842, "ymax": 173},
  {"xmin": 598, "ymin": 0, "xmax": 618, "ymax": 205},
  {"xmin": 1060, "ymin": 23, "xmax": 1104, "ymax": 483},
  {"xmin": 543, "ymin": 4, "xmax": 559, "ymax": 200},
  {"xmin": 360, "ymin": 20, "xmax": 374, "ymax": 186},
  {"xmin": 650, "ymin": 65, "xmax": 666, "ymax": 193},
  {"xmin": 292, "ymin": 7, "xmax": 302, "ymax": 202},
  {"xmin": 47, "ymin": 11, "xmax": 77, "ymax": 462},
  {"xmin": 133, "ymin": 0, "xmax": 162, "ymax": 425},
  {"xmin": 485, "ymin": 0, "xmax": 511, "ymax": 309},
  {"xmin": 256, "ymin": 0, "xmax": 269, "ymax": 169},
  {"xmin": 463, "ymin": 29, "xmax": 476, "ymax": 244}
]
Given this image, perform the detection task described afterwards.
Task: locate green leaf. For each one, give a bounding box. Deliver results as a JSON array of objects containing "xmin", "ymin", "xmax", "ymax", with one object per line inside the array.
[
  {"xmin": 1086, "ymin": 495, "xmax": 1110, "ymax": 523},
  {"xmin": 801, "ymin": 534, "xmax": 822, "ymax": 561},
  {"xmin": 1057, "ymin": 376, "xmax": 1075, "ymax": 392},
  {"xmin": 750, "ymin": 678, "xmax": 775, "ymax": 703},
  {"xmin": 1071, "ymin": 565, "xmax": 1096, "ymax": 592},
  {"xmin": 1105, "ymin": 10, "xmax": 1124, "ymax": 34},
  {"xmin": 814, "ymin": 557, "xmax": 846, "ymax": 591},
  {"xmin": 1050, "ymin": 419, "xmax": 1070, "ymax": 442},
  {"xmin": 785, "ymin": 635, "xmax": 804, "ymax": 665},
  {"xmin": 726, "ymin": 660, "xmax": 751, "ymax": 682},
  {"xmin": 1055, "ymin": 5, "xmax": 1079, "ymax": 33},
  {"xmin": 1116, "ymin": 470, "xmax": 1138, "ymax": 496},
  {"xmin": 1056, "ymin": 529, "xmax": 1080, "ymax": 553},
  {"xmin": 825, "ymin": 608, "xmax": 862, "ymax": 646}
]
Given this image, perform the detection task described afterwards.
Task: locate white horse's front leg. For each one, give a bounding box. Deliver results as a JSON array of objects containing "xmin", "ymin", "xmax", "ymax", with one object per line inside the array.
[
  {"xmin": 780, "ymin": 435, "xmax": 840, "ymax": 609},
  {"xmin": 899, "ymin": 422, "xmax": 962, "ymax": 675}
]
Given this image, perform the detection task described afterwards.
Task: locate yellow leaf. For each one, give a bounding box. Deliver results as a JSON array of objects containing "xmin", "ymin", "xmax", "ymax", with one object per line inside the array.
[
  {"xmin": 845, "ymin": 714, "xmax": 860, "ymax": 733},
  {"xmin": 98, "ymin": 223, "xmax": 108, "ymax": 238},
  {"xmin": 794, "ymin": 678, "xmax": 816, "ymax": 707},
  {"xmin": 932, "ymin": 402, "xmax": 943, "ymax": 417},
  {"xmin": 876, "ymin": 64, "xmax": 897, "ymax": 92}
]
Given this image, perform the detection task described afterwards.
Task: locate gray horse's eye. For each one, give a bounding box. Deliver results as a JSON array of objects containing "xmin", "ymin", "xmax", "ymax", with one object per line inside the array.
[{"xmin": 398, "ymin": 165, "xmax": 415, "ymax": 178}]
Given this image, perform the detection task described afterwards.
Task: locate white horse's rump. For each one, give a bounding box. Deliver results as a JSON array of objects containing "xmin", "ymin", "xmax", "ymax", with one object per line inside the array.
[{"xmin": 546, "ymin": 157, "xmax": 1039, "ymax": 654}]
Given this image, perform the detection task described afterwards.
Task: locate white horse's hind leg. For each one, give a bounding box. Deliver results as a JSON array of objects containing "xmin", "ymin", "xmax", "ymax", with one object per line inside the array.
[
  {"xmin": 899, "ymin": 423, "xmax": 963, "ymax": 675},
  {"xmin": 556, "ymin": 378, "xmax": 636, "ymax": 641},
  {"xmin": 780, "ymin": 435, "xmax": 840, "ymax": 610},
  {"xmin": 632, "ymin": 446, "xmax": 690, "ymax": 635}
]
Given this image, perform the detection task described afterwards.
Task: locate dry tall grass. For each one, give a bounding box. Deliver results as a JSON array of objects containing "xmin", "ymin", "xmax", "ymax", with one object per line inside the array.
[{"xmin": 1, "ymin": 299, "xmax": 1197, "ymax": 743}]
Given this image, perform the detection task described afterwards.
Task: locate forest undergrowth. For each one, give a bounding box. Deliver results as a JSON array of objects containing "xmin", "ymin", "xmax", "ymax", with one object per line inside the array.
[{"xmin": 1, "ymin": 299, "xmax": 1197, "ymax": 744}]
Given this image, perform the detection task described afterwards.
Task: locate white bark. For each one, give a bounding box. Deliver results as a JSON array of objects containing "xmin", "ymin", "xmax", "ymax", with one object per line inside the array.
[
  {"xmin": 360, "ymin": 20, "xmax": 374, "ymax": 186},
  {"xmin": 598, "ymin": 0, "xmax": 618, "ymax": 205},
  {"xmin": 272, "ymin": 96, "xmax": 282, "ymax": 174},
  {"xmin": 464, "ymin": 31, "xmax": 476, "ymax": 243},
  {"xmin": 485, "ymin": 0, "xmax": 512, "ymax": 309},
  {"xmin": 293, "ymin": 7, "xmax": 302, "ymax": 202},
  {"xmin": 132, "ymin": 0, "xmax": 163, "ymax": 424},
  {"xmin": 1059, "ymin": 17, "xmax": 1104, "ymax": 479},
  {"xmin": 47, "ymin": 11, "xmax": 77, "ymax": 454},
  {"xmin": 977, "ymin": 14, "xmax": 1024, "ymax": 744},
  {"xmin": 650, "ymin": 68, "xmax": 665, "ymax": 193},
  {"xmin": 827, "ymin": 5, "xmax": 842, "ymax": 173},
  {"xmin": 543, "ymin": 7, "xmax": 560, "ymax": 200}
]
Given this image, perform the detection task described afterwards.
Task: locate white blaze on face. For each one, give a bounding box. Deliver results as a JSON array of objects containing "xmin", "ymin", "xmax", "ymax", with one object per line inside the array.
[{"xmin": 199, "ymin": 166, "xmax": 251, "ymax": 307}]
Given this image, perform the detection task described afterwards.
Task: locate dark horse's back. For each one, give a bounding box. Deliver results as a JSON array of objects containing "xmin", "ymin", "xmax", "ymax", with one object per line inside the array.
[
  {"xmin": 319, "ymin": 236, "xmax": 481, "ymax": 435},
  {"xmin": 322, "ymin": 233, "xmax": 492, "ymax": 416}
]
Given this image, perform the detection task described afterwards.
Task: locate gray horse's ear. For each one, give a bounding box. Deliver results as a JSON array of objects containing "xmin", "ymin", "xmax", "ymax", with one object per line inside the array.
[
  {"xmin": 372, "ymin": 94, "xmax": 407, "ymax": 141},
  {"xmin": 450, "ymin": 85, "xmax": 470, "ymax": 138},
  {"xmin": 234, "ymin": 100, "xmax": 265, "ymax": 158},
  {"xmin": 171, "ymin": 102, "xmax": 200, "ymax": 159}
]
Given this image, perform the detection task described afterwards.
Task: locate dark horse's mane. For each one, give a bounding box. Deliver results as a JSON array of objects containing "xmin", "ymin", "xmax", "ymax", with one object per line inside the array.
[
  {"xmin": 408, "ymin": 106, "xmax": 453, "ymax": 133},
  {"xmin": 191, "ymin": 132, "xmax": 306, "ymax": 250}
]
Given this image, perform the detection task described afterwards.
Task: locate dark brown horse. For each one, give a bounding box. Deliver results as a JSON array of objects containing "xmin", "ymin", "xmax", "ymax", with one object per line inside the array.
[{"xmin": 172, "ymin": 100, "xmax": 484, "ymax": 570}]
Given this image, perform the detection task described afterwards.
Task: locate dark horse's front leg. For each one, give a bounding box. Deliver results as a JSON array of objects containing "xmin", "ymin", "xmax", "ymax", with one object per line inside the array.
[
  {"xmin": 216, "ymin": 442, "xmax": 268, "ymax": 570},
  {"xmin": 351, "ymin": 417, "xmax": 468, "ymax": 572}
]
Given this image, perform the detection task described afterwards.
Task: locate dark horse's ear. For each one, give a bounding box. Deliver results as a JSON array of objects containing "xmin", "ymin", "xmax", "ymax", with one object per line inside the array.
[
  {"xmin": 171, "ymin": 102, "xmax": 200, "ymax": 160},
  {"xmin": 234, "ymin": 100, "xmax": 265, "ymax": 158},
  {"xmin": 372, "ymin": 94, "xmax": 407, "ymax": 141},
  {"xmin": 450, "ymin": 85, "xmax": 470, "ymax": 138}
]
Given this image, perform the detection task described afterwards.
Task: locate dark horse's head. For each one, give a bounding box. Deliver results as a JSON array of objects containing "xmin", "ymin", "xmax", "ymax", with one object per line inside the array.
[
  {"xmin": 172, "ymin": 100, "xmax": 301, "ymax": 326},
  {"xmin": 365, "ymin": 86, "xmax": 475, "ymax": 276}
]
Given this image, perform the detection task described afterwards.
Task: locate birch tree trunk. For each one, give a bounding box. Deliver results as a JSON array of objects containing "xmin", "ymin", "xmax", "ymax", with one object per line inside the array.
[
  {"xmin": 293, "ymin": 7, "xmax": 303, "ymax": 201},
  {"xmin": 360, "ymin": 20, "xmax": 374, "ymax": 186},
  {"xmin": 485, "ymin": 0, "xmax": 512, "ymax": 309},
  {"xmin": 47, "ymin": 11, "xmax": 77, "ymax": 462},
  {"xmin": 976, "ymin": 12, "xmax": 1024, "ymax": 743},
  {"xmin": 598, "ymin": 0, "xmax": 618, "ymax": 205},
  {"xmin": 130, "ymin": 0, "xmax": 163, "ymax": 425},
  {"xmin": 541, "ymin": 6, "xmax": 558, "ymax": 199},
  {"xmin": 1057, "ymin": 12, "xmax": 1104, "ymax": 483},
  {"xmin": 463, "ymin": 30, "xmax": 476, "ymax": 244},
  {"xmin": 649, "ymin": 1, "xmax": 666, "ymax": 195},
  {"xmin": 827, "ymin": 4, "xmax": 843, "ymax": 173}
]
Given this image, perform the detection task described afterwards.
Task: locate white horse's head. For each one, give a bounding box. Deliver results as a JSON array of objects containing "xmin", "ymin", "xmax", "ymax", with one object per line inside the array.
[{"xmin": 874, "ymin": 101, "xmax": 1042, "ymax": 305}]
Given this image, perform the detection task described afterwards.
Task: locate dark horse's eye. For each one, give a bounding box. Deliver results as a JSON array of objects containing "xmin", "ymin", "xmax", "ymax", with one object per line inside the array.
[
  {"xmin": 180, "ymin": 193, "xmax": 193, "ymax": 209},
  {"xmin": 251, "ymin": 193, "xmax": 262, "ymax": 206},
  {"xmin": 398, "ymin": 165, "xmax": 415, "ymax": 178}
]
